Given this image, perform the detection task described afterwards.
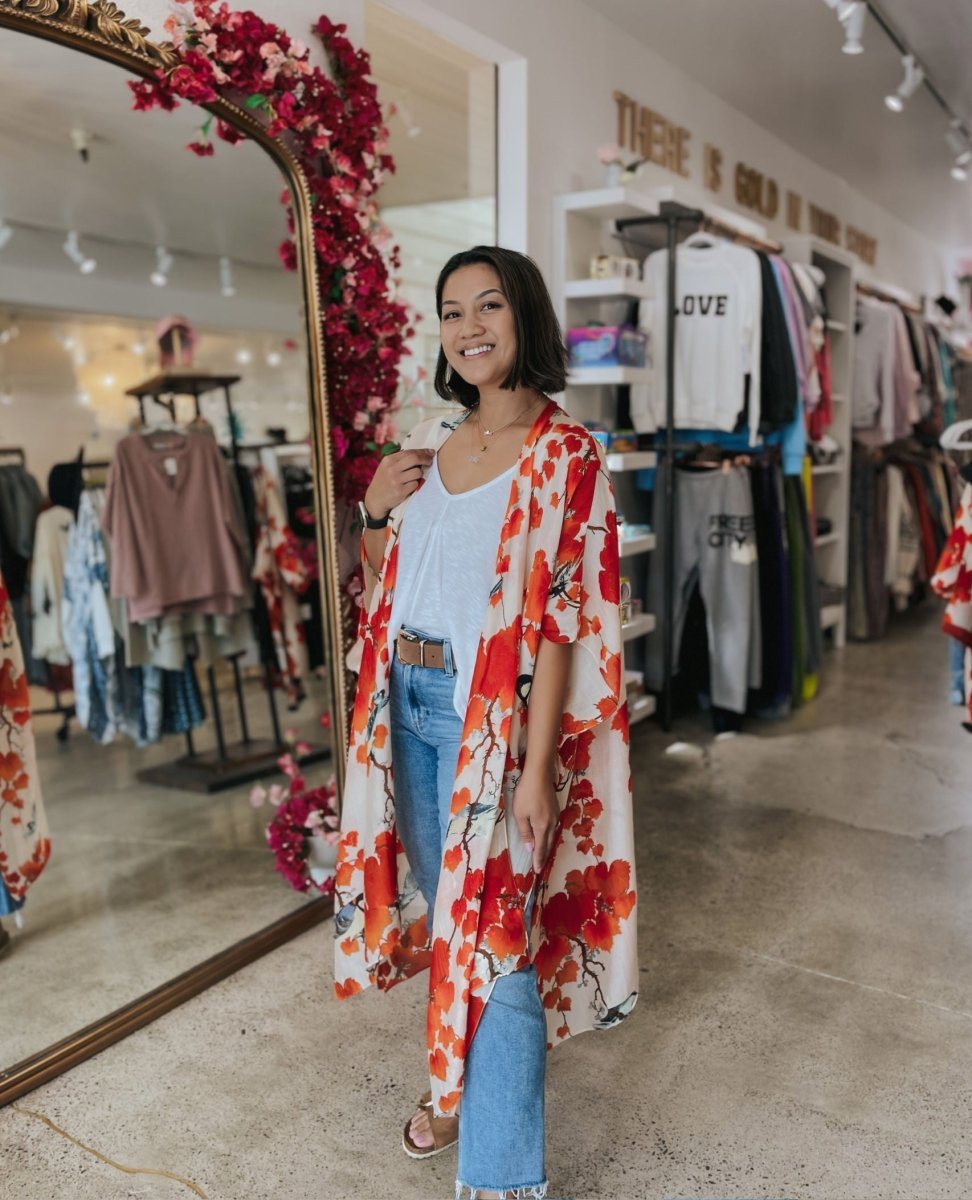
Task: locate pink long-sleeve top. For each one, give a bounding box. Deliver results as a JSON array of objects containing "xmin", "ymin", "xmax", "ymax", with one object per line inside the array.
[{"xmin": 102, "ymin": 430, "xmax": 250, "ymax": 622}]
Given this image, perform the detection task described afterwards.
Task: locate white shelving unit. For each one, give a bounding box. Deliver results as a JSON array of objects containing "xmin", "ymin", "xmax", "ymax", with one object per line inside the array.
[
  {"xmin": 553, "ymin": 187, "xmax": 663, "ymax": 725},
  {"xmin": 786, "ymin": 234, "xmax": 856, "ymax": 649}
]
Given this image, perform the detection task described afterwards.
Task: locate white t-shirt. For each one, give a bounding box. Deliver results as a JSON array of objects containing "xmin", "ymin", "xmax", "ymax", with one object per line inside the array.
[
  {"xmin": 389, "ymin": 455, "xmax": 515, "ymax": 717},
  {"xmin": 632, "ymin": 239, "xmax": 763, "ymax": 444}
]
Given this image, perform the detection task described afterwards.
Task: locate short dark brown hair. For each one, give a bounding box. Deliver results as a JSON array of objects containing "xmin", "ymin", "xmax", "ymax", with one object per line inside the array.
[{"xmin": 433, "ymin": 246, "xmax": 568, "ymax": 408}]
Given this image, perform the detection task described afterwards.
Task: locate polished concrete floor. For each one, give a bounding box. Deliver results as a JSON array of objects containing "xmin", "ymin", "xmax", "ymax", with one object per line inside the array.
[
  {"xmin": 4, "ymin": 608, "xmax": 972, "ymax": 1199},
  {"xmin": 1, "ymin": 673, "xmax": 332, "ymax": 1067}
]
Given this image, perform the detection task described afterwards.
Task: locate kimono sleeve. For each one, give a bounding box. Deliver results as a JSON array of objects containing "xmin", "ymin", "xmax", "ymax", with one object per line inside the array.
[{"xmin": 540, "ymin": 446, "xmax": 624, "ymax": 734}]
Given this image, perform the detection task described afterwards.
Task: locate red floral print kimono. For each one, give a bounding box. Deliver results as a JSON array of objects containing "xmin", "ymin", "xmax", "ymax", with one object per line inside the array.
[
  {"xmin": 251, "ymin": 467, "xmax": 311, "ymax": 709},
  {"xmin": 932, "ymin": 481, "xmax": 972, "ymax": 724},
  {"xmin": 334, "ymin": 401, "xmax": 638, "ymax": 1115},
  {"xmin": 0, "ymin": 571, "xmax": 50, "ymax": 905}
]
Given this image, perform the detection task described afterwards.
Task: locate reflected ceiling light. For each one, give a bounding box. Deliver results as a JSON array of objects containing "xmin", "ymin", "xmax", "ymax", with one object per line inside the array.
[
  {"xmin": 885, "ymin": 54, "xmax": 923, "ymax": 113},
  {"xmin": 0, "ymin": 221, "xmax": 13, "ymax": 252},
  {"xmin": 824, "ymin": 0, "xmax": 866, "ymax": 54},
  {"xmin": 63, "ymin": 230, "xmax": 97, "ymax": 274},
  {"xmin": 394, "ymin": 90, "xmax": 422, "ymax": 139},
  {"xmin": 131, "ymin": 340, "xmax": 146, "ymax": 355},
  {"xmin": 266, "ymin": 350, "xmax": 282, "ymax": 367},
  {"xmin": 151, "ymin": 245, "xmax": 174, "ymax": 287},
  {"xmin": 102, "ymin": 374, "xmax": 116, "ymax": 388},
  {"xmin": 235, "ymin": 347, "xmax": 252, "ymax": 365},
  {"xmin": 77, "ymin": 390, "xmax": 91, "ymax": 407},
  {"xmin": 220, "ymin": 256, "xmax": 236, "ymax": 298},
  {"xmin": 0, "ymin": 390, "xmax": 12, "ymax": 408}
]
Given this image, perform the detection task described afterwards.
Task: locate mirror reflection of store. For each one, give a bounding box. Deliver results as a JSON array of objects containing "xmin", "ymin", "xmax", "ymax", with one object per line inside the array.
[{"xmin": 0, "ymin": 25, "xmax": 334, "ymax": 1070}]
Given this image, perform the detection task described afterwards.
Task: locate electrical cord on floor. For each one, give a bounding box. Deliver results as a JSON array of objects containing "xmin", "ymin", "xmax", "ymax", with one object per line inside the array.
[{"xmin": 12, "ymin": 1103, "xmax": 210, "ymax": 1198}]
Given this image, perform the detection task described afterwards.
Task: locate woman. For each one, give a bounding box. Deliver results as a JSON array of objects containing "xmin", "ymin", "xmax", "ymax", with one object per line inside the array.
[{"xmin": 335, "ymin": 246, "xmax": 638, "ymax": 1199}]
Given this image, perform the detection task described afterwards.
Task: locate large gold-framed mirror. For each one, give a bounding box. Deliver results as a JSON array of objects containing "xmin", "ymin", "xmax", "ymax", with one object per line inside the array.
[{"xmin": 0, "ymin": 0, "xmax": 355, "ymax": 1105}]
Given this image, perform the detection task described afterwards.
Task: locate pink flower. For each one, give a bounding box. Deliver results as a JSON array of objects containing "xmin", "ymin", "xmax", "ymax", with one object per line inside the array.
[
  {"xmin": 249, "ymin": 784, "xmax": 267, "ymax": 808},
  {"xmin": 320, "ymin": 713, "xmax": 332, "ymax": 730},
  {"xmin": 295, "ymin": 740, "xmax": 312, "ymax": 757},
  {"xmin": 267, "ymin": 783, "xmax": 285, "ymax": 806},
  {"xmin": 597, "ymin": 142, "xmax": 622, "ymax": 165}
]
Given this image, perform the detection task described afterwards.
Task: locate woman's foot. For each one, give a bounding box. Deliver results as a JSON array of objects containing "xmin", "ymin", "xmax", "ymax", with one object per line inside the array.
[{"xmin": 401, "ymin": 1091, "xmax": 458, "ymax": 1159}]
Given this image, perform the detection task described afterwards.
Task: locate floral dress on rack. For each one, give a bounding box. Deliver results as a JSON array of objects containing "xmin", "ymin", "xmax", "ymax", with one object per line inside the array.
[
  {"xmin": 334, "ymin": 401, "xmax": 639, "ymax": 1116},
  {"xmin": 0, "ymin": 568, "xmax": 50, "ymax": 913}
]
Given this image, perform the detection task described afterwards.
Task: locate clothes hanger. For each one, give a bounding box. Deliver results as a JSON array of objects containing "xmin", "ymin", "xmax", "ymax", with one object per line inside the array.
[
  {"xmin": 682, "ymin": 230, "xmax": 721, "ymax": 249},
  {"xmin": 940, "ymin": 419, "xmax": 972, "ymax": 451}
]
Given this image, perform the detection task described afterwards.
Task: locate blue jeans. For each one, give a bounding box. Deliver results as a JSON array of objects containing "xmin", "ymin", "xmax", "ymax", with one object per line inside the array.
[{"xmin": 390, "ymin": 643, "xmax": 548, "ymax": 1199}]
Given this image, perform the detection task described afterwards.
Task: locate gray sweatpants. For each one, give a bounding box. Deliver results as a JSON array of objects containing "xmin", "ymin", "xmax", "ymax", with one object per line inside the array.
[{"xmin": 645, "ymin": 465, "xmax": 762, "ymax": 714}]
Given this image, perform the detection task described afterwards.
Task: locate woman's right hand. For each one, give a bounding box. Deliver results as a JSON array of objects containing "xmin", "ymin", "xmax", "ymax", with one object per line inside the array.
[{"xmin": 363, "ymin": 447, "xmax": 435, "ymax": 520}]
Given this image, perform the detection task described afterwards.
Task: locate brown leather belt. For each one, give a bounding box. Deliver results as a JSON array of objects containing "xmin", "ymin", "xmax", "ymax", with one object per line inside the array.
[{"xmin": 395, "ymin": 631, "xmax": 452, "ymax": 670}]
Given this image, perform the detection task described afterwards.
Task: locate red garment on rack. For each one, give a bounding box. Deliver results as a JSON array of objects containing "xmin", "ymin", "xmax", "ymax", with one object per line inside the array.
[{"xmin": 807, "ymin": 337, "xmax": 833, "ymax": 442}]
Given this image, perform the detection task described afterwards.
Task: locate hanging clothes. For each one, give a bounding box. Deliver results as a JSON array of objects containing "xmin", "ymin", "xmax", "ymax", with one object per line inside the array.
[
  {"xmin": 251, "ymin": 466, "xmax": 311, "ymax": 709},
  {"xmin": 932, "ymin": 482, "xmax": 972, "ymax": 728},
  {"xmin": 0, "ymin": 567, "xmax": 50, "ymax": 909},
  {"xmin": 645, "ymin": 462, "xmax": 762, "ymax": 716},
  {"xmin": 335, "ymin": 404, "xmax": 638, "ymax": 1118},
  {"xmin": 31, "ymin": 505, "xmax": 74, "ymax": 665},
  {"xmin": 102, "ymin": 430, "xmax": 250, "ymax": 622},
  {"xmin": 635, "ymin": 238, "xmax": 763, "ymax": 443}
]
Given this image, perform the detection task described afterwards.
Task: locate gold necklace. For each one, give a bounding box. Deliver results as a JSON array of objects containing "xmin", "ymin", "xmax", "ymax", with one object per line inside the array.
[{"xmin": 468, "ymin": 399, "xmax": 540, "ymax": 464}]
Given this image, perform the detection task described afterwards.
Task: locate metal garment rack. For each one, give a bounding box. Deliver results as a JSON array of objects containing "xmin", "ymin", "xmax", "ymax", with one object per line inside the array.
[
  {"xmin": 1, "ymin": 447, "xmax": 76, "ymax": 739},
  {"xmin": 613, "ymin": 202, "xmax": 791, "ymax": 729},
  {"xmin": 120, "ymin": 373, "xmax": 329, "ymax": 793}
]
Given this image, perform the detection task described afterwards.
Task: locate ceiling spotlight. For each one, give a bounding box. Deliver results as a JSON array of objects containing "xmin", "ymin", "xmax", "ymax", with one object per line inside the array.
[
  {"xmin": 826, "ymin": 0, "xmax": 866, "ymax": 54},
  {"xmin": 63, "ymin": 230, "xmax": 96, "ymax": 275},
  {"xmin": 266, "ymin": 350, "xmax": 282, "ymax": 367},
  {"xmin": 951, "ymin": 163, "xmax": 968, "ymax": 182},
  {"xmin": 219, "ymin": 256, "xmax": 236, "ymax": 298},
  {"xmin": 0, "ymin": 221, "xmax": 13, "ymax": 252},
  {"xmin": 394, "ymin": 90, "xmax": 422, "ymax": 139},
  {"xmin": 235, "ymin": 347, "xmax": 252, "ymax": 365},
  {"xmin": 885, "ymin": 54, "xmax": 923, "ymax": 113},
  {"xmin": 70, "ymin": 128, "xmax": 92, "ymax": 164},
  {"xmin": 150, "ymin": 245, "xmax": 174, "ymax": 287}
]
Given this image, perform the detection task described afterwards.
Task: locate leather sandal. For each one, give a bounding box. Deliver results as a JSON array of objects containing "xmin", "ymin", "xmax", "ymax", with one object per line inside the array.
[{"xmin": 401, "ymin": 1089, "xmax": 458, "ymax": 1159}]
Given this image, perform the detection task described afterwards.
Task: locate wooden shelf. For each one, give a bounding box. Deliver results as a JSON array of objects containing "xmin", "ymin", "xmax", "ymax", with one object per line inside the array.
[
  {"xmin": 567, "ymin": 366, "xmax": 651, "ymax": 387},
  {"xmin": 627, "ymin": 693, "xmax": 657, "ymax": 726},
  {"xmin": 622, "ymin": 613, "xmax": 656, "ymax": 642},
  {"xmin": 564, "ymin": 277, "xmax": 651, "ymax": 301},
  {"xmin": 606, "ymin": 451, "xmax": 657, "ymax": 472},
  {"xmin": 814, "ymin": 532, "xmax": 841, "ymax": 548},
  {"xmin": 812, "ymin": 463, "xmax": 842, "ymax": 476},
  {"xmin": 620, "ymin": 532, "xmax": 656, "ymax": 557},
  {"xmin": 826, "ymin": 319, "xmax": 848, "ymax": 333},
  {"xmin": 559, "ymin": 186, "xmax": 662, "ymax": 222}
]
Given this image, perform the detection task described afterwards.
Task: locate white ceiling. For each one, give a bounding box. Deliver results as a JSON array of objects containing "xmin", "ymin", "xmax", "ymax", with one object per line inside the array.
[
  {"xmin": 0, "ymin": 9, "xmax": 490, "ymax": 278},
  {"xmin": 583, "ymin": 0, "xmax": 972, "ymax": 251}
]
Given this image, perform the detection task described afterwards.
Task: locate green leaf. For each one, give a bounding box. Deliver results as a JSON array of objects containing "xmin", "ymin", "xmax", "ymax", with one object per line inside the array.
[
  {"xmin": 381, "ymin": 442, "xmax": 400, "ymax": 457},
  {"xmin": 245, "ymin": 94, "xmax": 268, "ymax": 111},
  {"xmin": 200, "ymin": 116, "xmax": 214, "ymax": 138}
]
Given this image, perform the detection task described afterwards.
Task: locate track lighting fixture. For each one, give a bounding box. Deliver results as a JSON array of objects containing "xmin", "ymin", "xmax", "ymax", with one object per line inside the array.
[
  {"xmin": 885, "ymin": 54, "xmax": 923, "ymax": 113},
  {"xmin": 946, "ymin": 123, "xmax": 972, "ymax": 181},
  {"xmin": 150, "ymin": 246, "xmax": 174, "ymax": 287},
  {"xmin": 824, "ymin": 0, "xmax": 866, "ymax": 54},
  {"xmin": 63, "ymin": 230, "xmax": 96, "ymax": 275},
  {"xmin": 70, "ymin": 128, "xmax": 92, "ymax": 164},
  {"xmin": 220, "ymin": 256, "xmax": 236, "ymax": 298},
  {"xmin": 0, "ymin": 220, "xmax": 13, "ymax": 252}
]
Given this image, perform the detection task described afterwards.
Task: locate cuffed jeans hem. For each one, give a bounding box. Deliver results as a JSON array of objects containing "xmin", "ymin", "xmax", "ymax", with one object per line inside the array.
[{"xmin": 455, "ymin": 1179, "xmax": 548, "ymax": 1199}]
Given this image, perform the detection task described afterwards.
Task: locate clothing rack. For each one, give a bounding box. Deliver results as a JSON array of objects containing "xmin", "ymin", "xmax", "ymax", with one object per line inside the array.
[
  {"xmin": 856, "ymin": 279, "xmax": 923, "ymax": 316},
  {"xmin": 613, "ymin": 203, "xmax": 706, "ymax": 729},
  {"xmin": 125, "ymin": 372, "xmax": 243, "ymax": 471},
  {"xmin": 120, "ymin": 372, "xmax": 327, "ymax": 794}
]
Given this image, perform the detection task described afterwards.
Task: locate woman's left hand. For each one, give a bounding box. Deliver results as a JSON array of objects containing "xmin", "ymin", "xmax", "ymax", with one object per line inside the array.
[{"xmin": 512, "ymin": 767, "xmax": 560, "ymax": 875}]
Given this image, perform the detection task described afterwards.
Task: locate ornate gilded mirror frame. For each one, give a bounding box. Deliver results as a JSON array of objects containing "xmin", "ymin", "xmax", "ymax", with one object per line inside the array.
[{"xmin": 0, "ymin": 0, "xmax": 358, "ymax": 1106}]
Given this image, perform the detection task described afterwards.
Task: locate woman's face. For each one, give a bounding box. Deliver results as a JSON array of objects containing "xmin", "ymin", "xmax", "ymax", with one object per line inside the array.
[{"xmin": 439, "ymin": 263, "xmax": 517, "ymax": 393}]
